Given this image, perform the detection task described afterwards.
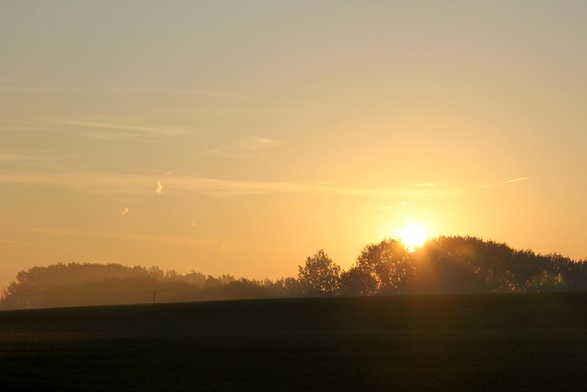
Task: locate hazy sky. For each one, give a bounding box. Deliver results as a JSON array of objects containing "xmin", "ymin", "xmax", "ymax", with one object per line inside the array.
[{"xmin": 1, "ymin": 1, "xmax": 586, "ymax": 287}]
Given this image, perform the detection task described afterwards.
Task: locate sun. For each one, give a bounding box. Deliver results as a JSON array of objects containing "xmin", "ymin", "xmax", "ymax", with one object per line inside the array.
[{"xmin": 397, "ymin": 223, "xmax": 428, "ymax": 252}]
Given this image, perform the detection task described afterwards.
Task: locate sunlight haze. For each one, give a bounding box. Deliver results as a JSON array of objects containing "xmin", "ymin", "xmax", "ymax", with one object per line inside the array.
[{"xmin": 1, "ymin": 1, "xmax": 587, "ymax": 287}]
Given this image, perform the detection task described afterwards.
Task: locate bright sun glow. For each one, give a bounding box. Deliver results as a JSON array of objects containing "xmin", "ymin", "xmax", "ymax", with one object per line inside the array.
[{"xmin": 397, "ymin": 223, "xmax": 428, "ymax": 252}]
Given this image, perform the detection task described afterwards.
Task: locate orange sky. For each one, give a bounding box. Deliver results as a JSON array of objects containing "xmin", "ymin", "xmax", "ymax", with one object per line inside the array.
[{"xmin": 1, "ymin": 1, "xmax": 587, "ymax": 287}]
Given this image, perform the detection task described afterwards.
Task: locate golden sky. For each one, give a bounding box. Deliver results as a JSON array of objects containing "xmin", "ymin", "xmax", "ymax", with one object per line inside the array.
[{"xmin": 1, "ymin": 1, "xmax": 586, "ymax": 287}]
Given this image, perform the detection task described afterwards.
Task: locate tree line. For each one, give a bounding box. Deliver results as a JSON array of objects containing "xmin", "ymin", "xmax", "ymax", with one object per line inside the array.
[
  {"xmin": 2, "ymin": 235, "xmax": 587, "ymax": 309},
  {"xmin": 301, "ymin": 236, "xmax": 587, "ymax": 296}
]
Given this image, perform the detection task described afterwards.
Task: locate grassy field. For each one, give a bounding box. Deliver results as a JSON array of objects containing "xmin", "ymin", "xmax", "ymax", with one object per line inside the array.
[{"xmin": 1, "ymin": 293, "xmax": 587, "ymax": 391}]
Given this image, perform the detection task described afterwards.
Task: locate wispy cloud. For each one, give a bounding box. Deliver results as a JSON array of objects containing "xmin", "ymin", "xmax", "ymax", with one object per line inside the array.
[
  {"xmin": 58, "ymin": 120, "xmax": 191, "ymax": 136},
  {"xmin": 205, "ymin": 136, "xmax": 279, "ymax": 157},
  {"xmin": 504, "ymin": 177, "xmax": 529, "ymax": 184},
  {"xmin": 476, "ymin": 177, "xmax": 529, "ymax": 189},
  {"xmin": 0, "ymin": 121, "xmax": 46, "ymax": 132},
  {"xmin": 0, "ymin": 151, "xmax": 38, "ymax": 162},
  {"xmin": 54, "ymin": 120, "xmax": 197, "ymax": 143},
  {"xmin": 0, "ymin": 171, "xmax": 463, "ymax": 200},
  {"xmin": 0, "ymin": 85, "xmax": 56, "ymax": 92},
  {"xmin": 104, "ymin": 88, "xmax": 334, "ymax": 110},
  {"xmin": 0, "ymin": 239, "xmax": 72, "ymax": 251},
  {"xmin": 7, "ymin": 226, "xmax": 225, "ymax": 248},
  {"xmin": 0, "ymin": 84, "xmax": 333, "ymax": 110},
  {"xmin": 0, "ymin": 148, "xmax": 75, "ymax": 164}
]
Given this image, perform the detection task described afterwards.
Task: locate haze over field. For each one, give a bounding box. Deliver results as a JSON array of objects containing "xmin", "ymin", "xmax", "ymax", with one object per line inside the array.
[{"xmin": 1, "ymin": 1, "xmax": 587, "ymax": 288}]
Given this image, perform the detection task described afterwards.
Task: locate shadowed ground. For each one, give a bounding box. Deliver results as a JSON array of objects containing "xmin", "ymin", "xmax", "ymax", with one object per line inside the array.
[{"xmin": 1, "ymin": 294, "xmax": 587, "ymax": 391}]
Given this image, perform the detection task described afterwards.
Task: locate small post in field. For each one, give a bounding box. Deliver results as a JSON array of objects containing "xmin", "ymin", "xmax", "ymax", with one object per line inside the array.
[{"xmin": 149, "ymin": 290, "xmax": 158, "ymax": 304}]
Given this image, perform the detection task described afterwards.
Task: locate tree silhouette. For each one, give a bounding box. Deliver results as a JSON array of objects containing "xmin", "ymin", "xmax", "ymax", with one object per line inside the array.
[
  {"xmin": 351, "ymin": 239, "xmax": 416, "ymax": 295},
  {"xmin": 297, "ymin": 250, "xmax": 341, "ymax": 297},
  {"xmin": 340, "ymin": 267, "xmax": 378, "ymax": 296}
]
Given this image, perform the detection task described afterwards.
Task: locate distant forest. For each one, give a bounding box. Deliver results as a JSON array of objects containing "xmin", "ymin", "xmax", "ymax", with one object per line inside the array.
[{"xmin": 2, "ymin": 235, "xmax": 587, "ymax": 309}]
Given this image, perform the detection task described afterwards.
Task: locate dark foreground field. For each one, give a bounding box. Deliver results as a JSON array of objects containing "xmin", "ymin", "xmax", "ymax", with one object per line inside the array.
[{"xmin": 1, "ymin": 294, "xmax": 587, "ymax": 391}]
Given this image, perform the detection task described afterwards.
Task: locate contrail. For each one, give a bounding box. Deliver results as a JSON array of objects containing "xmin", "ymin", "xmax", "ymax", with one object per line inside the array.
[{"xmin": 504, "ymin": 177, "xmax": 529, "ymax": 184}]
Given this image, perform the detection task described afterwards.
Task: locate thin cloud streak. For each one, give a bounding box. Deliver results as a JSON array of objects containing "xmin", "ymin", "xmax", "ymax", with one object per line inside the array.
[
  {"xmin": 0, "ymin": 172, "xmax": 462, "ymax": 199},
  {"xmin": 0, "ymin": 148, "xmax": 74, "ymax": 163},
  {"xmin": 104, "ymin": 88, "xmax": 335, "ymax": 109},
  {"xmin": 9, "ymin": 226, "xmax": 226, "ymax": 248},
  {"xmin": 0, "ymin": 85, "xmax": 56, "ymax": 92},
  {"xmin": 0, "ymin": 239, "xmax": 72, "ymax": 251},
  {"xmin": 475, "ymin": 177, "xmax": 529, "ymax": 189},
  {"xmin": 204, "ymin": 136, "xmax": 279, "ymax": 157},
  {"xmin": 53, "ymin": 120, "xmax": 199, "ymax": 143},
  {"xmin": 0, "ymin": 152, "xmax": 38, "ymax": 162},
  {"xmin": 57, "ymin": 120, "xmax": 192, "ymax": 136},
  {"xmin": 1, "ymin": 85, "xmax": 333, "ymax": 109},
  {"xmin": 504, "ymin": 177, "xmax": 529, "ymax": 184},
  {"xmin": 0, "ymin": 124, "xmax": 46, "ymax": 132}
]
